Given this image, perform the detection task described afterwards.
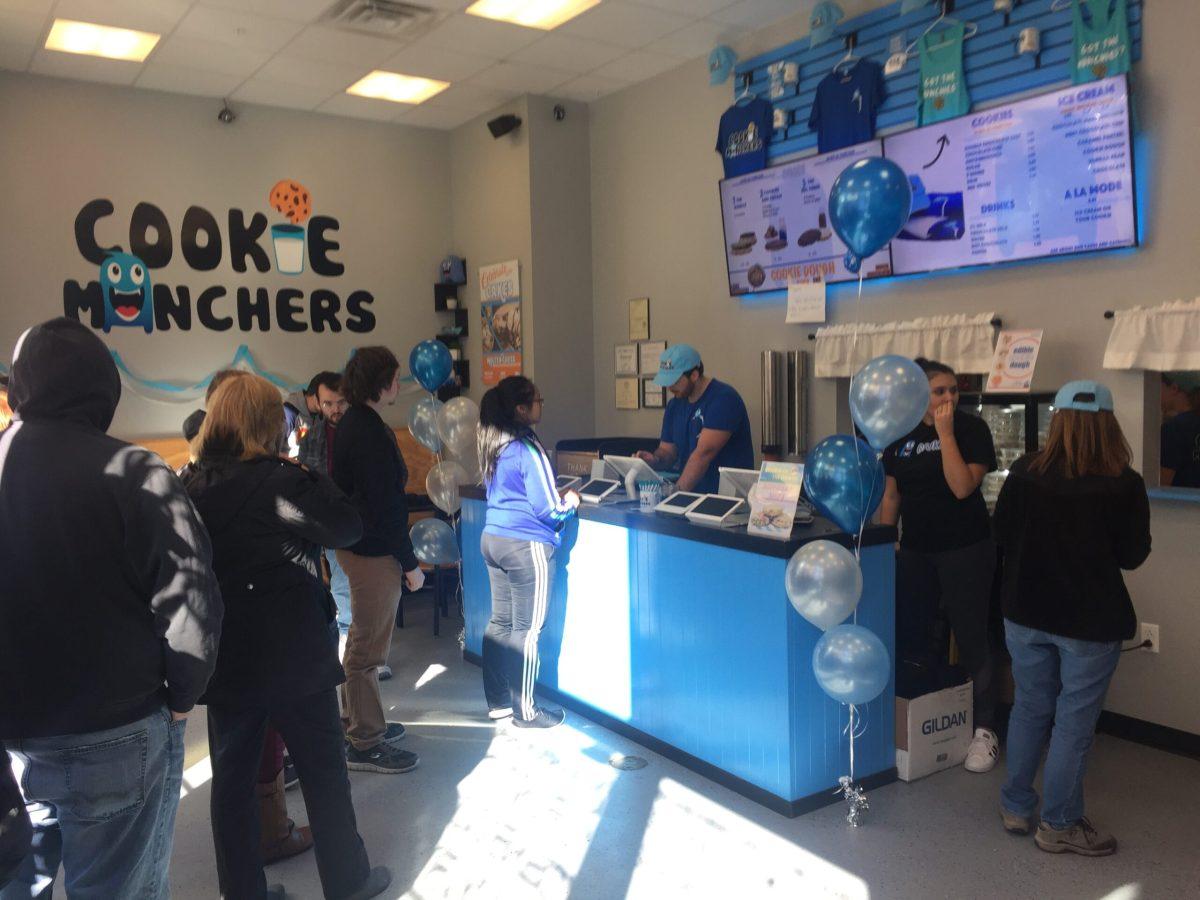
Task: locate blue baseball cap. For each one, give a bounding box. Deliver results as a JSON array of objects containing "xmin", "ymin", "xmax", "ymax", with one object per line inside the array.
[
  {"xmin": 708, "ymin": 45, "xmax": 737, "ymax": 86},
  {"xmin": 810, "ymin": 1, "xmax": 844, "ymax": 48},
  {"xmin": 1054, "ymin": 380, "xmax": 1114, "ymax": 412},
  {"xmin": 900, "ymin": 0, "xmax": 933, "ymax": 14},
  {"xmin": 653, "ymin": 344, "xmax": 702, "ymax": 387}
]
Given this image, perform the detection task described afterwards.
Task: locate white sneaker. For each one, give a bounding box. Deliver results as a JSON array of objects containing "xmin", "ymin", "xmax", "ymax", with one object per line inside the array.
[
  {"xmin": 377, "ymin": 665, "xmax": 393, "ymax": 681},
  {"xmin": 964, "ymin": 727, "xmax": 999, "ymax": 773}
]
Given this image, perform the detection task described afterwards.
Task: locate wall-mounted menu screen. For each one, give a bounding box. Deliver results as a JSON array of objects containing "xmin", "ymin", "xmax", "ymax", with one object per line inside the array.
[{"xmin": 886, "ymin": 75, "xmax": 1136, "ymax": 275}]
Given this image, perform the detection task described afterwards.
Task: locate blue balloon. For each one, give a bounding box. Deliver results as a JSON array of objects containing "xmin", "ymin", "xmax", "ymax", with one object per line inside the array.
[
  {"xmin": 804, "ymin": 434, "xmax": 884, "ymax": 535},
  {"xmin": 410, "ymin": 517, "xmax": 459, "ymax": 565},
  {"xmin": 842, "ymin": 251, "xmax": 861, "ymax": 274},
  {"xmin": 812, "ymin": 624, "xmax": 891, "ymax": 706},
  {"xmin": 850, "ymin": 355, "xmax": 930, "ymax": 451},
  {"xmin": 409, "ymin": 340, "xmax": 453, "ymax": 393},
  {"xmin": 828, "ymin": 157, "xmax": 912, "ymax": 272}
]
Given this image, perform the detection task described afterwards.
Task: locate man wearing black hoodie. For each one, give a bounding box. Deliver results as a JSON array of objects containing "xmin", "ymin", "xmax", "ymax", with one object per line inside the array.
[{"xmin": 0, "ymin": 318, "xmax": 222, "ymax": 899}]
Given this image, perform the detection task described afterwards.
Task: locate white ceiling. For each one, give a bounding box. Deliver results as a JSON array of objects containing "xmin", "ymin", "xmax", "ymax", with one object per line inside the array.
[{"xmin": 0, "ymin": 0, "xmax": 814, "ymax": 129}]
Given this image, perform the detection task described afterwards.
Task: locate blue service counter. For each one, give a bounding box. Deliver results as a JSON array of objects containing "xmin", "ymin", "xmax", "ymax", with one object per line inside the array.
[{"xmin": 459, "ymin": 487, "xmax": 898, "ymax": 816}]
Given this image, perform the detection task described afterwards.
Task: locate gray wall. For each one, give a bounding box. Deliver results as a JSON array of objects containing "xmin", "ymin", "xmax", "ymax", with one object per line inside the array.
[
  {"xmin": 0, "ymin": 71, "xmax": 451, "ymax": 435},
  {"xmin": 586, "ymin": 5, "xmax": 1200, "ymax": 732}
]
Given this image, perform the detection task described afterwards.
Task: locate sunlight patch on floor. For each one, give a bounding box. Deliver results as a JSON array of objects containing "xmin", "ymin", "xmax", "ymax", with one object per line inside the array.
[{"xmin": 178, "ymin": 755, "xmax": 212, "ymax": 800}]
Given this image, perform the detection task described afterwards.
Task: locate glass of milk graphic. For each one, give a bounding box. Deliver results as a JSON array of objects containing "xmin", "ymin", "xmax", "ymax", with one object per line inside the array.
[{"xmin": 270, "ymin": 224, "xmax": 306, "ymax": 274}]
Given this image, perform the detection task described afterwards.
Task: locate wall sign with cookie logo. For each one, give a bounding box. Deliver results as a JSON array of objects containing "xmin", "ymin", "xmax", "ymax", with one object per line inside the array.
[
  {"xmin": 479, "ymin": 259, "xmax": 522, "ymax": 385},
  {"xmin": 64, "ymin": 178, "xmax": 376, "ymax": 334}
]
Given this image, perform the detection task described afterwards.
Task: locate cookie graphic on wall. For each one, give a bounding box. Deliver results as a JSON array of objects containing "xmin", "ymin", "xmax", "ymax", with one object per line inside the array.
[{"xmin": 269, "ymin": 180, "xmax": 312, "ymax": 225}]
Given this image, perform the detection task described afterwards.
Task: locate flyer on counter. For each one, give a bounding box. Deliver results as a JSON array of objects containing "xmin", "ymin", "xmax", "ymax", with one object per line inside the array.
[
  {"xmin": 748, "ymin": 461, "xmax": 804, "ymax": 540},
  {"xmin": 987, "ymin": 329, "xmax": 1043, "ymax": 392}
]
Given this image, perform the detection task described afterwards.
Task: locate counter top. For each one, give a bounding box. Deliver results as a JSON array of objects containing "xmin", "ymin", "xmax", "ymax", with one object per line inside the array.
[{"xmin": 460, "ymin": 486, "xmax": 896, "ymax": 559}]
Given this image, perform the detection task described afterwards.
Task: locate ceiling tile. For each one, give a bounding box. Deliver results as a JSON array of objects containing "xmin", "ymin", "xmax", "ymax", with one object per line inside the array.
[
  {"xmin": 280, "ymin": 24, "xmax": 407, "ymax": 67},
  {"xmin": 509, "ymin": 32, "xmax": 627, "ymax": 73},
  {"xmin": 255, "ymin": 53, "xmax": 369, "ymax": 91},
  {"xmin": 232, "ymin": 76, "xmax": 335, "ymax": 110},
  {"xmin": 644, "ymin": 19, "xmax": 746, "ymax": 60},
  {"xmin": 592, "ymin": 49, "xmax": 682, "ymax": 83},
  {"xmin": 51, "ymin": 0, "xmax": 192, "ymax": 35},
  {"xmin": 396, "ymin": 103, "xmax": 478, "ymax": 130},
  {"xmin": 421, "ymin": 13, "xmax": 541, "ymax": 57},
  {"xmin": 640, "ymin": 0, "xmax": 735, "ymax": 15},
  {"xmin": 0, "ymin": 39, "xmax": 34, "ymax": 71},
  {"xmin": 196, "ymin": 1, "xmax": 334, "ymax": 24},
  {"xmin": 0, "ymin": 7, "xmax": 50, "ymax": 44},
  {"xmin": 381, "ymin": 40, "xmax": 495, "ymax": 82},
  {"xmin": 30, "ymin": 47, "xmax": 140, "ymax": 84},
  {"xmin": 711, "ymin": 0, "xmax": 806, "ymax": 31},
  {"xmin": 552, "ymin": 73, "xmax": 630, "ymax": 103},
  {"xmin": 429, "ymin": 82, "xmax": 517, "ymax": 114},
  {"xmin": 150, "ymin": 34, "xmax": 273, "ymax": 78},
  {"xmin": 135, "ymin": 61, "xmax": 244, "ymax": 98},
  {"xmin": 468, "ymin": 60, "xmax": 571, "ymax": 94},
  {"xmin": 560, "ymin": 1, "xmax": 691, "ymax": 50},
  {"xmin": 315, "ymin": 92, "xmax": 406, "ymax": 122},
  {"xmin": 174, "ymin": 5, "xmax": 305, "ymax": 55}
]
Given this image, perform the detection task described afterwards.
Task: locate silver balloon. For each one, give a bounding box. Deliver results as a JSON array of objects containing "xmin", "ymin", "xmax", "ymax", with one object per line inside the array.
[
  {"xmin": 407, "ymin": 395, "xmax": 443, "ymax": 453},
  {"xmin": 436, "ymin": 396, "xmax": 480, "ymax": 456},
  {"xmin": 410, "ymin": 517, "xmax": 459, "ymax": 565},
  {"xmin": 448, "ymin": 438, "xmax": 481, "ymax": 481},
  {"xmin": 850, "ymin": 355, "xmax": 930, "ymax": 451},
  {"xmin": 812, "ymin": 624, "xmax": 890, "ymax": 706},
  {"xmin": 426, "ymin": 460, "xmax": 470, "ymax": 515},
  {"xmin": 785, "ymin": 540, "xmax": 863, "ymax": 631}
]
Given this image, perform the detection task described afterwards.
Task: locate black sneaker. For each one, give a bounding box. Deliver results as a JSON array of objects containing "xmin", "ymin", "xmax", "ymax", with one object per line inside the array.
[
  {"xmin": 344, "ymin": 722, "xmax": 405, "ymax": 745},
  {"xmin": 283, "ymin": 760, "xmax": 299, "ymax": 791},
  {"xmin": 343, "ymin": 866, "xmax": 392, "ymax": 900},
  {"xmin": 346, "ymin": 743, "xmax": 419, "ymax": 774},
  {"xmin": 512, "ymin": 707, "xmax": 566, "ymax": 729}
]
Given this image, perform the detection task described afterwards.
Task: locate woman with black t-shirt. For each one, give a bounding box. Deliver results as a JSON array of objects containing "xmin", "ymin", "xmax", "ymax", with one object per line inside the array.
[{"xmin": 880, "ymin": 358, "xmax": 1000, "ymax": 773}]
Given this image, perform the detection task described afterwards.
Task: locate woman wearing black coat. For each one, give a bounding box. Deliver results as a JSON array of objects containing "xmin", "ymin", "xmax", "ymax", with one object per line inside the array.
[{"xmin": 184, "ymin": 373, "xmax": 389, "ymax": 900}]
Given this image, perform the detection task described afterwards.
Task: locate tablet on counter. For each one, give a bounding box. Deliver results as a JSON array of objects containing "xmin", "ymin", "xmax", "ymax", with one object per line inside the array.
[
  {"xmin": 576, "ymin": 478, "xmax": 622, "ymax": 504},
  {"xmin": 685, "ymin": 494, "xmax": 748, "ymax": 527},
  {"xmin": 555, "ymin": 475, "xmax": 582, "ymax": 493},
  {"xmin": 654, "ymin": 491, "xmax": 705, "ymax": 516}
]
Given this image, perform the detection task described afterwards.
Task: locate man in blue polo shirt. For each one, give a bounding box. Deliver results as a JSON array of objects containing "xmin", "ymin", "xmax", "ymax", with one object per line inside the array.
[{"xmin": 636, "ymin": 345, "xmax": 755, "ymax": 493}]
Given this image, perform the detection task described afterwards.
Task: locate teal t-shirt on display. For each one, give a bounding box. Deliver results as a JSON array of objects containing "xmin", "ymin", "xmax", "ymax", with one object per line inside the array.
[
  {"xmin": 918, "ymin": 23, "xmax": 970, "ymax": 125},
  {"xmin": 1071, "ymin": 0, "xmax": 1130, "ymax": 85}
]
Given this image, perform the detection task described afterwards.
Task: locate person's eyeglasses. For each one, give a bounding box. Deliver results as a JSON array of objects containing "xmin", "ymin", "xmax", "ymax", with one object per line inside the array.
[{"xmin": 320, "ymin": 399, "xmax": 349, "ymax": 410}]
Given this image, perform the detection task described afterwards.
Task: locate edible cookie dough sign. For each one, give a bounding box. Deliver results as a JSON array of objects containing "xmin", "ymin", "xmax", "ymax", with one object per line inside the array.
[
  {"xmin": 64, "ymin": 178, "xmax": 376, "ymax": 334},
  {"xmin": 479, "ymin": 259, "xmax": 522, "ymax": 386}
]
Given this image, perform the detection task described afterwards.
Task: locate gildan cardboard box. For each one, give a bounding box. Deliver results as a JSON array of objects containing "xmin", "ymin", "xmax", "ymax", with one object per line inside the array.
[{"xmin": 895, "ymin": 681, "xmax": 973, "ymax": 782}]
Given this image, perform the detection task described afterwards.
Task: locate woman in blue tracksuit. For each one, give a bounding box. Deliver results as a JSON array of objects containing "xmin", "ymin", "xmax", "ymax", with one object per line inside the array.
[{"xmin": 477, "ymin": 376, "xmax": 579, "ymax": 728}]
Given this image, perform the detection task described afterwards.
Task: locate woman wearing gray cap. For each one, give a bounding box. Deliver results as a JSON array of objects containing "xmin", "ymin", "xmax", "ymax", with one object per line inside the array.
[{"xmin": 993, "ymin": 380, "xmax": 1151, "ymax": 857}]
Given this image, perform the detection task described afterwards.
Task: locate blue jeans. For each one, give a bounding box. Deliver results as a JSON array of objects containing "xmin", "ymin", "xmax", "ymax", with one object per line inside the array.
[
  {"xmin": 327, "ymin": 548, "xmax": 352, "ymax": 636},
  {"xmin": 1, "ymin": 707, "xmax": 185, "ymax": 900},
  {"xmin": 1001, "ymin": 620, "xmax": 1121, "ymax": 830}
]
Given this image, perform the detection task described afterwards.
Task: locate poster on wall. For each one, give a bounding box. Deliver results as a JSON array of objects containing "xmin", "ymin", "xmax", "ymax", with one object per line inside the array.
[
  {"xmin": 986, "ymin": 329, "xmax": 1043, "ymax": 393},
  {"xmin": 718, "ymin": 140, "xmax": 891, "ymax": 295},
  {"xmin": 887, "ymin": 76, "xmax": 1136, "ymax": 275},
  {"xmin": 479, "ymin": 259, "xmax": 522, "ymax": 386}
]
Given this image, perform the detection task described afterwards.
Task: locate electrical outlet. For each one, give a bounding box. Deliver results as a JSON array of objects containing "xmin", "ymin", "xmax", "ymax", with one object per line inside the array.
[{"xmin": 1140, "ymin": 622, "xmax": 1159, "ymax": 653}]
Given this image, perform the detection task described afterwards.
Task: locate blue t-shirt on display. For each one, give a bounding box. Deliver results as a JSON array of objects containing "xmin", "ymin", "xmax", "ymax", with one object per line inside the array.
[
  {"xmin": 807, "ymin": 59, "xmax": 886, "ymax": 154},
  {"xmin": 716, "ymin": 98, "xmax": 773, "ymax": 178},
  {"xmin": 660, "ymin": 379, "xmax": 755, "ymax": 494}
]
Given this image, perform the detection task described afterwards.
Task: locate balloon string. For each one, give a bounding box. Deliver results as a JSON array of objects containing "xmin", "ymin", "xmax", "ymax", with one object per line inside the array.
[{"xmin": 848, "ymin": 704, "xmax": 857, "ymax": 782}]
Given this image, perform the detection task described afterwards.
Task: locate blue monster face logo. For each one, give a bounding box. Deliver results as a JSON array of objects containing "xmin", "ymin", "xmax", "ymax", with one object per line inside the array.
[{"xmin": 100, "ymin": 252, "xmax": 153, "ymax": 333}]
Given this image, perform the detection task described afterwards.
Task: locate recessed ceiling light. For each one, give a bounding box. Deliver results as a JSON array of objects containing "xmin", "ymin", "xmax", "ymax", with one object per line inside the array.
[
  {"xmin": 346, "ymin": 71, "xmax": 450, "ymax": 105},
  {"xmin": 45, "ymin": 19, "xmax": 160, "ymax": 63},
  {"xmin": 466, "ymin": 0, "xmax": 602, "ymax": 31}
]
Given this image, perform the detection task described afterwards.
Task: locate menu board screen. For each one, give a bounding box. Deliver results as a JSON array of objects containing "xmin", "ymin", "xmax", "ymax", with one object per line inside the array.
[{"xmin": 886, "ymin": 75, "xmax": 1136, "ymax": 274}]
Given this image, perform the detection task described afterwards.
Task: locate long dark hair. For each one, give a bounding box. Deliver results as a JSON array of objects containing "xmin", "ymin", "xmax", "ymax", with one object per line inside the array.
[
  {"xmin": 914, "ymin": 357, "xmax": 956, "ymax": 379},
  {"xmin": 478, "ymin": 376, "xmax": 537, "ymax": 484}
]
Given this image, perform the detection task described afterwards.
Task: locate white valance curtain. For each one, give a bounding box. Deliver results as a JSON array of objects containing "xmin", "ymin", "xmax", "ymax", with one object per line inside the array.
[
  {"xmin": 814, "ymin": 312, "xmax": 997, "ymax": 378},
  {"xmin": 1102, "ymin": 298, "xmax": 1200, "ymax": 371}
]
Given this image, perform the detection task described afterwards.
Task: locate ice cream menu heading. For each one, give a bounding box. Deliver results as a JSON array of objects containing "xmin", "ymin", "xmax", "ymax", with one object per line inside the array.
[{"xmin": 719, "ymin": 75, "xmax": 1136, "ymax": 296}]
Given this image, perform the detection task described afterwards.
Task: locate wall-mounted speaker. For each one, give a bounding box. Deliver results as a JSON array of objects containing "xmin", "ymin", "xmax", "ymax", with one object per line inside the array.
[{"xmin": 487, "ymin": 114, "xmax": 522, "ymax": 139}]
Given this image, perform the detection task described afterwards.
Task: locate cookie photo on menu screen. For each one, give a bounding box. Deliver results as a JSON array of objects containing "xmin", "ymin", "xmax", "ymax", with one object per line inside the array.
[{"xmin": 747, "ymin": 265, "xmax": 766, "ymax": 287}]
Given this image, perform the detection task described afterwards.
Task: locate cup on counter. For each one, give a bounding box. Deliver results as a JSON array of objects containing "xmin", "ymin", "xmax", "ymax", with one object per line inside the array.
[{"xmin": 638, "ymin": 480, "xmax": 663, "ymax": 510}]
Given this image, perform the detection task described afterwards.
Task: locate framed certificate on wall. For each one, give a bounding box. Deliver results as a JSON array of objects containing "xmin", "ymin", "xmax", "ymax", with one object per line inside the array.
[
  {"xmin": 615, "ymin": 377, "xmax": 640, "ymax": 410},
  {"xmin": 642, "ymin": 380, "xmax": 666, "ymax": 408},
  {"xmin": 628, "ymin": 297, "xmax": 650, "ymax": 341},
  {"xmin": 639, "ymin": 340, "xmax": 667, "ymax": 377},
  {"xmin": 615, "ymin": 344, "xmax": 639, "ymax": 376}
]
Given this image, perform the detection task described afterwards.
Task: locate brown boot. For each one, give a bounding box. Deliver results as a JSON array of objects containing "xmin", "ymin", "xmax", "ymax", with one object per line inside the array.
[{"xmin": 257, "ymin": 771, "xmax": 313, "ymax": 865}]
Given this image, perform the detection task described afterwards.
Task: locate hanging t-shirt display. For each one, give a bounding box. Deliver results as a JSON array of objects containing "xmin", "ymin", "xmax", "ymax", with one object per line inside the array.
[
  {"xmin": 1071, "ymin": 0, "xmax": 1130, "ymax": 84},
  {"xmin": 716, "ymin": 97, "xmax": 773, "ymax": 178},
  {"xmin": 807, "ymin": 59, "xmax": 886, "ymax": 154},
  {"xmin": 917, "ymin": 23, "xmax": 970, "ymax": 126}
]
